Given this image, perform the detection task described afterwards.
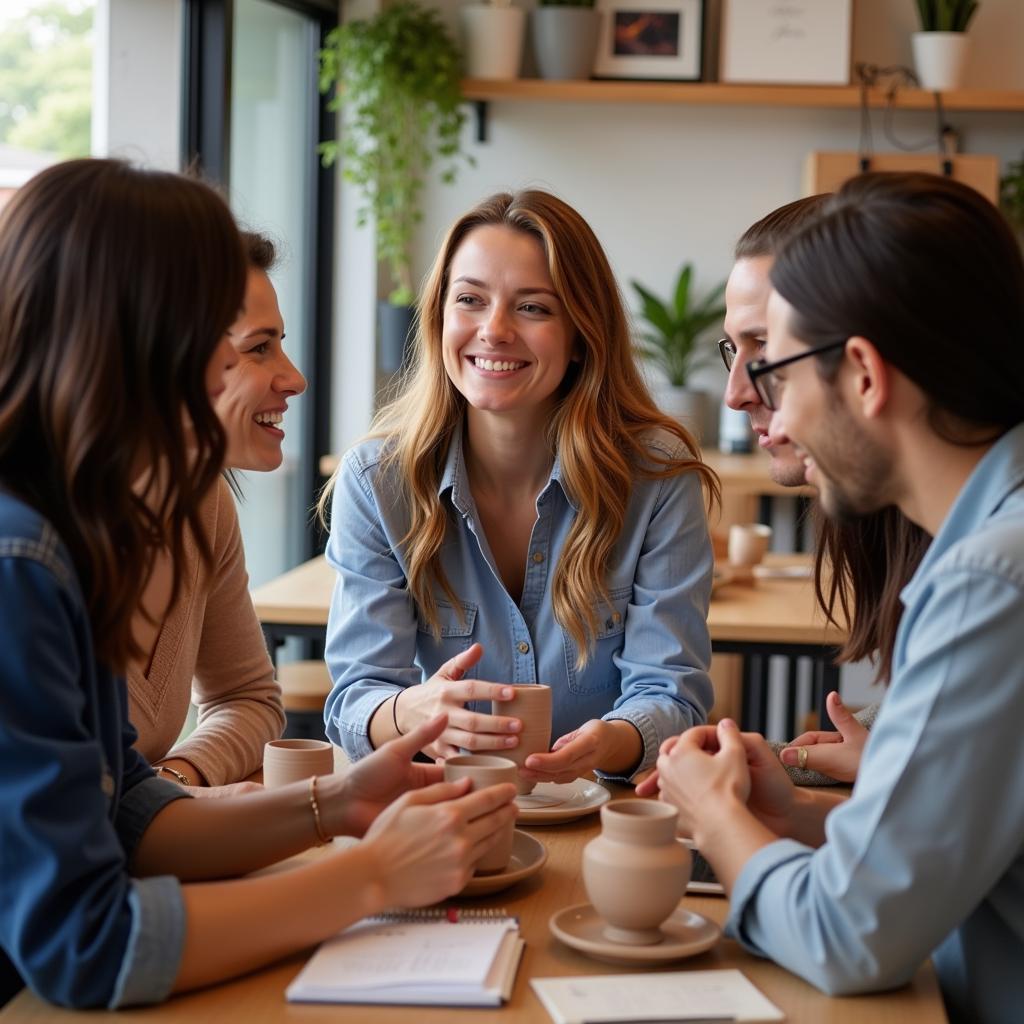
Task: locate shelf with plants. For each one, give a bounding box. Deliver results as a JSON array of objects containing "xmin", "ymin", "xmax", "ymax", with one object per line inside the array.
[{"xmin": 460, "ymin": 79, "xmax": 1024, "ymax": 113}]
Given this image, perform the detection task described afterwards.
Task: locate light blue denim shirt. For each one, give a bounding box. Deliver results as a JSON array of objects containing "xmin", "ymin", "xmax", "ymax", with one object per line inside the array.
[
  {"xmin": 0, "ymin": 491, "xmax": 190, "ymax": 1009},
  {"xmin": 727, "ymin": 422, "xmax": 1024, "ymax": 1024},
  {"xmin": 324, "ymin": 428, "xmax": 713, "ymax": 778}
]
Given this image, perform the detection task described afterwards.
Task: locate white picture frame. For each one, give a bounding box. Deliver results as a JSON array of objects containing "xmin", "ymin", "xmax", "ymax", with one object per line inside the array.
[
  {"xmin": 720, "ymin": 0, "xmax": 853, "ymax": 86},
  {"xmin": 593, "ymin": 0, "xmax": 704, "ymax": 81}
]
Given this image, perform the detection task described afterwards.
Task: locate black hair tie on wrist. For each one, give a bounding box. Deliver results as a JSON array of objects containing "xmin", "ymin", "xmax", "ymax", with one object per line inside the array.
[{"xmin": 392, "ymin": 690, "xmax": 405, "ymax": 736}]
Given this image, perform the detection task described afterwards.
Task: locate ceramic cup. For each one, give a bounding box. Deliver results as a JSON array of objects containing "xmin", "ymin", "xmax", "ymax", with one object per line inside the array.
[
  {"xmin": 262, "ymin": 738, "xmax": 334, "ymax": 789},
  {"xmin": 727, "ymin": 522, "xmax": 773, "ymax": 580},
  {"xmin": 583, "ymin": 799, "xmax": 691, "ymax": 946},
  {"xmin": 443, "ymin": 753, "xmax": 518, "ymax": 874},
  {"xmin": 492, "ymin": 683, "xmax": 552, "ymax": 795}
]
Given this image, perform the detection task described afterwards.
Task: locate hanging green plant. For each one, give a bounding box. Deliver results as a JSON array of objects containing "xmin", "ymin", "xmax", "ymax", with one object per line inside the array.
[{"xmin": 318, "ymin": 2, "xmax": 470, "ymax": 305}]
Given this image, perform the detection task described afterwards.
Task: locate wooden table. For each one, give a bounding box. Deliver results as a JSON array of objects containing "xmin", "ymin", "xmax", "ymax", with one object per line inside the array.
[
  {"xmin": 251, "ymin": 554, "xmax": 845, "ymax": 734},
  {"xmin": 2, "ymin": 805, "xmax": 946, "ymax": 1023}
]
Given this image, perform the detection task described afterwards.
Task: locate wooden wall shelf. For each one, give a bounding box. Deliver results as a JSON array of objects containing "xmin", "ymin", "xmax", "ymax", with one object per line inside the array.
[{"xmin": 461, "ymin": 79, "xmax": 1024, "ymax": 113}]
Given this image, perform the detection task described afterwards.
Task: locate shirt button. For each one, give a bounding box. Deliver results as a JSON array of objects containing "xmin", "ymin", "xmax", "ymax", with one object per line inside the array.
[
  {"xmin": 611, "ymin": 612, "xmax": 622, "ymax": 623},
  {"xmin": 532, "ymin": 551, "xmax": 544, "ymax": 564},
  {"xmin": 517, "ymin": 641, "xmax": 530, "ymax": 654}
]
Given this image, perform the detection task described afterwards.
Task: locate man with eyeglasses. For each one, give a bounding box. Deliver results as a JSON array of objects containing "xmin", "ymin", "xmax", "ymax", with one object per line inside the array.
[
  {"xmin": 717, "ymin": 195, "xmax": 902, "ymax": 786},
  {"xmin": 649, "ymin": 172, "xmax": 1024, "ymax": 1023}
]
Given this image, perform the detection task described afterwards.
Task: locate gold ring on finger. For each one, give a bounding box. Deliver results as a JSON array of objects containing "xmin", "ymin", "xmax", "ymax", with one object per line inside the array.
[{"xmin": 796, "ymin": 746, "xmax": 808, "ymax": 771}]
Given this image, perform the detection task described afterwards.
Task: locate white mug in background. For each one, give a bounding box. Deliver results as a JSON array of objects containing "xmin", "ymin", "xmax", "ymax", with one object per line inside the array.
[
  {"xmin": 262, "ymin": 738, "xmax": 334, "ymax": 789},
  {"xmin": 727, "ymin": 522, "xmax": 772, "ymax": 581}
]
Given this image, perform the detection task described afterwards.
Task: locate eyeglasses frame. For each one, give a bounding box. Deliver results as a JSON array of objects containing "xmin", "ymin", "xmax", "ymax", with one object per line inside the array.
[{"xmin": 745, "ymin": 339, "xmax": 849, "ymax": 411}]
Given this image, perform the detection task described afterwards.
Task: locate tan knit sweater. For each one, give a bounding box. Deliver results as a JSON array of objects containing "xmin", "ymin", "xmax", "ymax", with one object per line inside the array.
[{"xmin": 128, "ymin": 478, "xmax": 285, "ymax": 785}]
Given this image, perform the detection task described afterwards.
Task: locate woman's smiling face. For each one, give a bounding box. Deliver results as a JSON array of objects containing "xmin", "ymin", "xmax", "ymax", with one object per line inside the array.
[
  {"xmin": 441, "ymin": 224, "xmax": 575, "ymax": 422},
  {"xmin": 214, "ymin": 268, "xmax": 306, "ymax": 472}
]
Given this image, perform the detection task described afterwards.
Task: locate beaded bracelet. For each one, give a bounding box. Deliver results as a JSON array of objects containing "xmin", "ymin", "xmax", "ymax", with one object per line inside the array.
[{"xmin": 308, "ymin": 775, "xmax": 331, "ymax": 846}]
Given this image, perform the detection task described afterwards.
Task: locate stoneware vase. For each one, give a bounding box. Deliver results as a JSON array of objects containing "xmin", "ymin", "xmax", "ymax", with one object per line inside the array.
[
  {"xmin": 443, "ymin": 754, "xmax": 518, "ymax": 873},
  {"xmin": 911, "ymin": 31, "xmax": 969, "ymax": 92},
  {"xmin": 492, "ymin": 683, "xmax": 552, "ymax": 795},
  {"xmin": 583, "ymin": 799, "xmax": 691, "ymax": 945},
  {"xmin": 653, "ymin": 385, "xmax": 707, "ymax": 440},
  {"xmin": 460, "ymin": 4, "xmax": 526, "ymax": 80},
  {"xmin": 262, "ymin": 739, "xmax": 334, "ymax": 789},
  {"xmin": 531, "ymin": 7, "xmax": 599, "ymax": 80},
  {"xmin": 727, "ymin": 522, "xmax": 773, "ymax": 582}
]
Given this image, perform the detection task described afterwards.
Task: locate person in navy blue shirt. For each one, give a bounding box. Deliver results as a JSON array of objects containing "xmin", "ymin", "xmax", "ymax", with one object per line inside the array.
[{"xmin": 0, "ymin": 159, "xmax": 515, "ymax": 1010}]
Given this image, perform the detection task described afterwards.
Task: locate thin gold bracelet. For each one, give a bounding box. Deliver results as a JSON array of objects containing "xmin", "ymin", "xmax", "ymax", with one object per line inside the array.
[
  {"xmin": 308, "ymin": 775, "xmax": 331, "ymax": 846},
  {"xmin": 154, "ymin": 764, "xmax": 191, "ymax": 787}
]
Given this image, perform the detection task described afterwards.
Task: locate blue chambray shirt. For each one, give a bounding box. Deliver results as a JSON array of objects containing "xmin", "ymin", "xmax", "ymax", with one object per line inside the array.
[
  {"xmin": 726, "ymin": 422, "xmax": 1024, "ymax": 1024},
  {"xmin": 0, "ymin": 491, "xmax": 190, "ymax": 1009},
  {"xmin": 324, "ymin": 428, "xmax": 713, "ymax": 778}
]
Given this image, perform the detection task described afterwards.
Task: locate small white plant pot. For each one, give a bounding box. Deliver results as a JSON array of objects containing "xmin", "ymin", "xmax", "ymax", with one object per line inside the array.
[
  {"xmin": 911, "ymin": 31, "xmax": 969, "ymax": 92},
  {"xmin": 460, "ymin": 5, "xmax": 526, "ymax": 80},
  {"xmin": 654, "ymin": 386, "xmax": 707, "ymax": 439}
]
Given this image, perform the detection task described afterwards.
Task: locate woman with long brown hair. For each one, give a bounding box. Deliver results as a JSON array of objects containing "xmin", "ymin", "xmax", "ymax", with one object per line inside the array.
[
  {"xmin": 321, "ymin": 190, "xmax": 718, "ymax": 784},
  {"xmin": 0, "ymin": 159, "xmax": 515, "ymax": 1009}
]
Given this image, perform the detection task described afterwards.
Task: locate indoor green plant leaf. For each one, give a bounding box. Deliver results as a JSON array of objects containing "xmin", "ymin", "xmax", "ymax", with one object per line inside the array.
[
  {"xmin": 915, "ymin": 0, "xmax": 979, "ymax": 32},
  {"xmin": 318, "ymin": 2, "xmax": 472, "ymax": 306},
  {"xmin": 631, "ymin": 263, "xmax": 726, "ymax": 388}
]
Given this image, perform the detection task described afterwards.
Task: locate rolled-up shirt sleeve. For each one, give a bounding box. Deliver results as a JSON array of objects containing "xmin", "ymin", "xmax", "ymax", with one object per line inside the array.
[
  {"xmin": 0, "ymin": 554, "xmax": 189, "ymax": 1009},
  {"xmin": 600, "ymin": 463, "xmax": 714, "ymax": 779}
]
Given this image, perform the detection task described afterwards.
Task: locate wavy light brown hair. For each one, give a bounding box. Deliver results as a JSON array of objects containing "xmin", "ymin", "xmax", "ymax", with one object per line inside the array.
[
  {"xmin": 0, "ymin": 159, "xmax": 246, "ymax": 670},
  {"xmin": 321, "ymin": 189, "xmax": 719, "ymax": 662}
]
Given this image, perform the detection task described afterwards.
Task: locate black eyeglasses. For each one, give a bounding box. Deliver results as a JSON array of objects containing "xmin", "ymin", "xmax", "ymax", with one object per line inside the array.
[
  {"xmin": 718, "ymin": 338, "xmax": 736, "ymax": 371},
  {"xmin": 746, "ymin": 340, "xmax": 848, "ymax": 411}
]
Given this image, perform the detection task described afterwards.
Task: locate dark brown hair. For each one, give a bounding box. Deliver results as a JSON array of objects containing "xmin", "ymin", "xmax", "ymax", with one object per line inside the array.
[
  {"xmin": 0, "ymin": 159, "xmax": 246, "ymax": 670},
  {"xmin": 240, "ymin": 230, "xmax": 278, "ymax": 273},
  {"xmin": 774, "ymin": 172, "xmax": 1024, "ymax": 680},
  {"xmin": 734, "ymin": 194, "xmax": 830, "ymax": 261}
]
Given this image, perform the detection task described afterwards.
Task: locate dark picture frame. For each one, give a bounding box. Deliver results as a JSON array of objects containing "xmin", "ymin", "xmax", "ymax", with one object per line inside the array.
[{"xmin": 593, "ymin": 0, "xmax": 703, "ymax": 81}]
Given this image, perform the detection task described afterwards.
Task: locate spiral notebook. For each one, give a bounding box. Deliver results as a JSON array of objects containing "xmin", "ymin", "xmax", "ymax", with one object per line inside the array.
[{"xmin": 286, "ymin": 909, "xmax": 523, "ymax": 1007}]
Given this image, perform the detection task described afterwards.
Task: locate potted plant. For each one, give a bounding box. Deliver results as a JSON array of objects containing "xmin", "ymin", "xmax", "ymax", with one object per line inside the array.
[
  {"xmin": 531, "ymin": 0, "xmax": 599, "ymax": 81},
  {"xmin": 319, "ymin": 2, "xmax": 470, "ymax": 373},
  {"xmin": 911, "ymin": 0, "xmax": 980, "ymax": 92},
  {"xmin": 632, "ymin": 263, "xmax": 726, "ymax": 437},
  {"xmin": 461, "ymin": 0, "xmax": 527, "ymax": 80}
]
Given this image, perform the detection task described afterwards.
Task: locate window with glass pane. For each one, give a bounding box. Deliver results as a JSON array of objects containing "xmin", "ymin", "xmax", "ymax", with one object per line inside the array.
[{"xmin": 229, "ymin": 0, "xmax": 316, "ymax": 587}]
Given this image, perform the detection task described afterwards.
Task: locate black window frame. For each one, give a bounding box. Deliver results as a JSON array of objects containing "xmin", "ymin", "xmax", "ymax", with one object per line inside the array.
[{"xmin": 182, "ymin": 0, "xmax": 336, "ymax": 561}]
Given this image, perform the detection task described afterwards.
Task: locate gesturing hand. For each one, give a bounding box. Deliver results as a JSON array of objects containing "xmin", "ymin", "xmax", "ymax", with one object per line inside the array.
[
  {"xmin": 362, "ymin": 777, "xmax": 518, "ymax": 908},
  {"xmin": 780, "ymin": 691, "xmax": 867, "ymax": 783},
  {"xmin": 518, "ymin": 720, "xmax": 609, "ymax": 785},
  {"xmin": 329, "ymin": 714, "xmax": 451, "ymax": 838},
  {"xmin": 395, "ymin": 644, "xmax": 521, "ymax": 760}
]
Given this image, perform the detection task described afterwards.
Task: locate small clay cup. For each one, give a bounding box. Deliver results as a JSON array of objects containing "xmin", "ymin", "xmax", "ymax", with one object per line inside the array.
[
  {"xmin": 262, "ymin": 739, "xmax": 334, "ymax": 789},
  {"xmin": 492, "ymin": 683, "xmax": 552, "ymax": 795},
  {"xmin": 583, "ymin": 799, "xmax": 691, "ymax": 946},
  {"xmin": 443, "ymin": 754, "xmax": 518, "ymax": 874},
  {"xmin": 727, "ymin": 522, "xmax": 773, "ymax": 581}
]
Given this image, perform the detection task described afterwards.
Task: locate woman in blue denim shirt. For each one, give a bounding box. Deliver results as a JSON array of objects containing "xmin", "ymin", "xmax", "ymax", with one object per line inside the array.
[
  {"xmin": 0, "ymin": 160, "xmax": 515, "ymax": 1009},
  {"xmin": 322, "ymin": 191, "xmax": 718, "ymax": 783}
]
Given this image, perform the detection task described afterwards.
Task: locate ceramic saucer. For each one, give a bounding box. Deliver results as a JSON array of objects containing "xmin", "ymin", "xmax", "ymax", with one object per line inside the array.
[
  {"xmin": 459, "ymin": 830, "xmax": 547, "ymax": 897},
  {"xmin": 515, "ymin": 779, "xmax": 611, "ymax": 824},
  {"xmin": 549, "ymin": 902, "xmax": 721, "ymax": 966}
]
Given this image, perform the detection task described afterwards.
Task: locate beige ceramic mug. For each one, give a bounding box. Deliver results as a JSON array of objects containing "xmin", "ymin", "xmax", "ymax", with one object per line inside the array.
[
  {"xmin": 492, "ymin": 683, "xmax": 552, "ymax": 795},
  {"xmin": 583, "ymin": 799, "xmax": 691, "ymax": 945},
  {"xmin": 262, "ymin": 738, "xmax": 334, "ymax": 789},
  {"xmin": 443, "ymin": 753, "xmax": 518, "ymax": 874},
  {"xmin": 727, "ymin": 522, "xmax": 773, "ymax": 580}
]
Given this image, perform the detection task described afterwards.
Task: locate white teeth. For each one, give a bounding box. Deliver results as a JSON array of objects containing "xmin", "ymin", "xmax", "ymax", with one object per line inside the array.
[
  {"xmin": 255, "ymin": 411, "xmax": 283, "ymax": 426},
  {"xmin": 473, "ymin": 357, "xmax": 525, "ymax": 372}
]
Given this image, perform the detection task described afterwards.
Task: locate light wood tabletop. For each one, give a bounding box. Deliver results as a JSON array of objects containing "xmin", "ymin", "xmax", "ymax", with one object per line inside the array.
[
  {"xmin": 2, "ymin": 795, "xmax": 946, "ymax": 1023},
  {"xmin": 251, "ymin": 553, "xmax": 845, "ymax": 650}
]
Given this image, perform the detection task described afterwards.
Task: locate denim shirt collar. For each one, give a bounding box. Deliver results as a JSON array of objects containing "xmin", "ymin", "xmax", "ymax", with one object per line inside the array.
[
  {"xmin": 437, "ymin": 423, "xmax": 578, "ymax": 515},
  {"xmin": 901, "ymin": 421, "xmax": 1024, "ymax": 609}
]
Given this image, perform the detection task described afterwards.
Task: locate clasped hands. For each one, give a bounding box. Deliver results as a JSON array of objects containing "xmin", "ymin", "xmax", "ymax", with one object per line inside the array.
[{"xmin": 393, "ymin": 642, "xmax": 621, "ymax": 783}]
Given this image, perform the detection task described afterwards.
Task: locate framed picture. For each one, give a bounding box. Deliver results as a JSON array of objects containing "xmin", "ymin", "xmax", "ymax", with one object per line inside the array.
[
  {"xmin": 593, "ymin": 0, "xmax": 704, "ymax": 81},
  {"xmin": 720, "ymin": 0, "xmax": 852, "ymax": 85}
]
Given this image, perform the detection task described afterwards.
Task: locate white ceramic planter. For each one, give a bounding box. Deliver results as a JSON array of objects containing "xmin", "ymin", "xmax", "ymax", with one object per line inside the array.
[
  {"xmin": 911, "ymin": 31, "xmax": 969, "ymax": 92},
  {"xmin": 460, "ymin": 5, "xmax": 526, "ymax": 80}
]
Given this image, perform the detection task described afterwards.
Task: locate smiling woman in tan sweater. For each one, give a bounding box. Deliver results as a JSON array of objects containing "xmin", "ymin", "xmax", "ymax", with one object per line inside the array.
[{"xmin": 129, "ymin": 232, "xmax": 304, "ymax": 790}]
